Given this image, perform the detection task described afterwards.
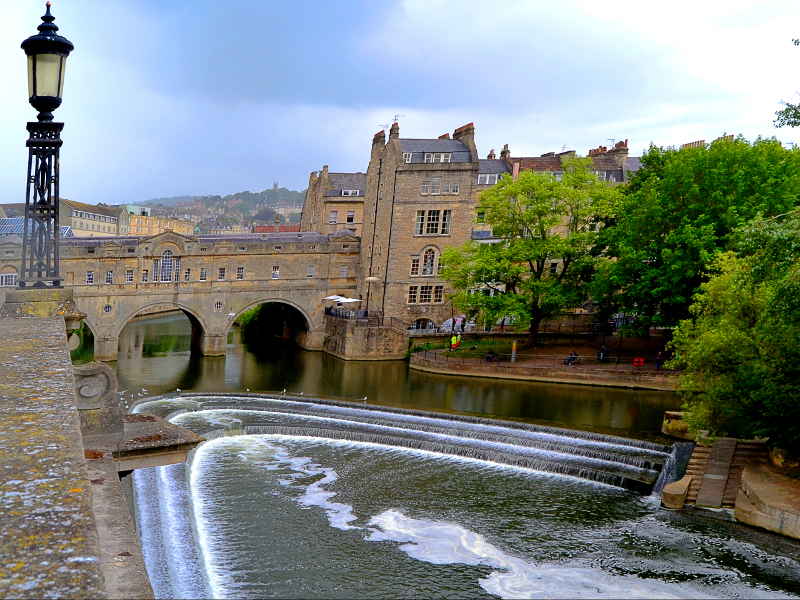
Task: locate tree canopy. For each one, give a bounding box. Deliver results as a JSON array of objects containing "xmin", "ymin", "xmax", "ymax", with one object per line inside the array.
[
  {"xmin": 441, "ymin": 157, "xmax": 619, "ymax": 345},
  {"xmin": 669, "ymin": 212, "xmax": 800, "ymax": 453},
  {"xmin": 595, "ymin": 137, "xmax": 800, "ymax": 330}
]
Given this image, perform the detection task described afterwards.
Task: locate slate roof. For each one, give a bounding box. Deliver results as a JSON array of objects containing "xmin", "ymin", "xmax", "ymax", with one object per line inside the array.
[
  {"xmin": 478, "ymin": 159, "xmax": 511, "ymax": 174},
  {"xmin": 399, "ymin": 139, "xmax": 472, "ymax": 163},
  {"xmin": 62, "ymin": 199, "xmax": 122, "ymax": 217},
  {"xmin": 324, "ymin": 173, "xmax": 367, "ymax": 197},
  {"xmin": 61, "ymin": 232, "xmax": 336, "ymax": 245},
  {"xmin": 512, "ymin": 156, "xmax": 563, "ymax": 172},
  {"xmin": 0, "ymin": 217, "xmax": 74, "ymax": 237}
]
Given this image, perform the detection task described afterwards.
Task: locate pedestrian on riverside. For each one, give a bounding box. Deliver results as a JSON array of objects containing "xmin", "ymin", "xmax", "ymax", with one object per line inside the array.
[{"xmin": 655, "ymin": 351, "xmax": 664, "ymax": 370}]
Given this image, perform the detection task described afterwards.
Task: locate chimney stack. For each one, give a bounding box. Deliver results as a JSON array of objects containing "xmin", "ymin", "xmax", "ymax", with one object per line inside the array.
[
  {"xmin": 487, "ymin": 149, "xmax": 496, "ymax": 159},
  {"xmin": 438, "ymin": 133, "xmax": 451, "ymax": 139},
  {"xmin": 452, "ymin": 122, "xmax": 478, "ymax": 161},
  {"xmin": 389, "ymin": 122, "xmax": 400, "ymax": 140},
  {"xmin": 500, "ymin": 144, "xmax": 510, "ymax": 161}
]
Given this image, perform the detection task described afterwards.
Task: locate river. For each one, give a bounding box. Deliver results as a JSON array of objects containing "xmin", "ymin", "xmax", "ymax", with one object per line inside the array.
[{"xmin": 114, "ymin": 313, "xmax": 800, "ymax": 599}]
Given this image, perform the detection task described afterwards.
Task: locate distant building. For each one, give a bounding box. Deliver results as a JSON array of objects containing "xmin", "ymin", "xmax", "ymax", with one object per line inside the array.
[
  {"xmin": 60, "ymin": 200, "xmax": 122, "ymax": 237},
  {"xmin": 116, "ymin": 205, "xmax": 194, "ymax": 236},
  {"xmin": 506, "ymin": 139, "xmax": 640, "ymax": 183}
]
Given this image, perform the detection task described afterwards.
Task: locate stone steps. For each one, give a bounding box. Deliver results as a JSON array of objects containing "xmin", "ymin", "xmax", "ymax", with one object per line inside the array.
[{"xmin": 684, "ymin": 439, "xmax": 768, "ymax": 508}]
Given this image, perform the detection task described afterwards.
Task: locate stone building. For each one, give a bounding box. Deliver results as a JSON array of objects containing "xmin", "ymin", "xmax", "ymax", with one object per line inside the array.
[
  {"xmin": 302, "ymin": 123, "xmax": 640, "ymax": 333},
  {"xmin": 60, "ymin": 199, "xmax": 122, "ymax": 237},
  {"xmin": 300, "ymin": 167, "xmax": 366, "ymax": 236},
  {"xmin": 355, "ymin": 122, "xmax": 501, "ymax": 330}
]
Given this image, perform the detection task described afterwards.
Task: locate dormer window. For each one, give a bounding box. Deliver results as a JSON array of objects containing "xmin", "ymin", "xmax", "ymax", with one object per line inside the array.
[
  {"xmin": 402, "ymin": 152, "xmax": 412, "ymax": 163},
  {"xmin": 341, "ymin": 189, "xmax": 360, "ymax": 197},
  {"xmin": 424, "ymin": 152, "xmax": 452, "ymax": 163},
  {"xmin": 477, "ymin": 173, "xmax": 498, "ymax": 185}
]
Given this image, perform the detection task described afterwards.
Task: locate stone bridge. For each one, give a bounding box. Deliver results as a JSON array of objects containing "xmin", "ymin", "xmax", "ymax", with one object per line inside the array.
[{"xmin": 0, "ymin": 230, "xmax": 362, "ymax": 361}]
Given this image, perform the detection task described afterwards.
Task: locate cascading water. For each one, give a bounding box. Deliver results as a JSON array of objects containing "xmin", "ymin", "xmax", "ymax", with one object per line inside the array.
[{"xmin": 130, "ymin": 394, "xmax": 800, "ymax": 599}]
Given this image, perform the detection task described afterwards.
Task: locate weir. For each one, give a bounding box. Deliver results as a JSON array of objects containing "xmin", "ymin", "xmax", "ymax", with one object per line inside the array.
[{"xmin": 135, "ymin": 393, "xmax": 676, "ymax": 493}]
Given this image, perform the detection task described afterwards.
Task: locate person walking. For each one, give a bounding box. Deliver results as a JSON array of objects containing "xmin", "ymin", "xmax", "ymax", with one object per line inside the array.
[{"xmin": 655, "ymin": 351, "xmax": 664, "ymax": 370}]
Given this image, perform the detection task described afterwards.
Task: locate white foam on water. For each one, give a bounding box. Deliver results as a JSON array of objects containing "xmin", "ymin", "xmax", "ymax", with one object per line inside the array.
[
  {"xmin": 366, "ymin": 510, "xmax": 710, "ymax": 600},
  {"xmin": 188, "ymin": 395, "xmax": 669, "ymax": 458},
  {"xmin": 178, "ymin": 408, "xmax": 647, "ymax": 478}
]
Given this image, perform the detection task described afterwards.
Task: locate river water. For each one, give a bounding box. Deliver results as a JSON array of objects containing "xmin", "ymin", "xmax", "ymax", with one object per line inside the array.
[{"xmin": 116, "ymin": 313, "xmax": 800, "ymax": 599}]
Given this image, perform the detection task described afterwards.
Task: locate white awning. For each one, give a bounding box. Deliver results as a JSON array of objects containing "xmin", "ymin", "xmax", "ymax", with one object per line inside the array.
[{"xmin": 322, "ymin": 295, "xmax": 361, "ymax": 303}]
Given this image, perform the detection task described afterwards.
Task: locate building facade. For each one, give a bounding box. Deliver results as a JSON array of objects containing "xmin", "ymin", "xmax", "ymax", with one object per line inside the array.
[{"xmin": 302, "ymin": 122, "xmax": 640, "ymax": 333}]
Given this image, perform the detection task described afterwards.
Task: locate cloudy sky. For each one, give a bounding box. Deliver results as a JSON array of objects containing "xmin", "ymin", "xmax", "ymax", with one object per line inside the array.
[{"xmin": 1, "ymin": 0, "xmax": 799, "ymax": 204}]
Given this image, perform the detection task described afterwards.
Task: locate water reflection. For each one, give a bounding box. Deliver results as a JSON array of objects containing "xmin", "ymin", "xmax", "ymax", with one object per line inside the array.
[{"xmin": 116, "ymin": 312, "xmax": 681, "ymax": 437}]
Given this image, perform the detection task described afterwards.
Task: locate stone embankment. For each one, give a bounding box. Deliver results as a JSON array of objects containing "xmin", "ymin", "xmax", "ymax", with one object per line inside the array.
[
  {"xmin": 409, "ymin": 349, "xmax": 677, "ymax": 391},
  {"xmin": 660, "ymin": 425, "xmax": 800, "ymax": 541}
]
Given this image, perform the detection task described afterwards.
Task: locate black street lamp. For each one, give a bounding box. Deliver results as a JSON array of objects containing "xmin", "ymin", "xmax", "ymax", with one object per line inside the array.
[{"xmin": 19, "ymin": 2, "xmax": 74, "ymax": 288}]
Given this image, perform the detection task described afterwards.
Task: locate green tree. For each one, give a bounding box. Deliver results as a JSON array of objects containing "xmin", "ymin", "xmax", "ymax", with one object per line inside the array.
[
  {"xmin": 669, "ymin": 213, "xmax": 800, "ymax": 454},
  {"xmin": 441, "ymin": 157, "xmax": 619, "ymax": 346},
  {"xmin": 595, "ymin": 137, "xmax": 800, "ymax": 331}
]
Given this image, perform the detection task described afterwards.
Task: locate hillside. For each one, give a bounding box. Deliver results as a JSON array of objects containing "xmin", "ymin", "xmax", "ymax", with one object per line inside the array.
[{"xmin": 145, "ymin": 186, "xmax": 305, "ymax": 209}]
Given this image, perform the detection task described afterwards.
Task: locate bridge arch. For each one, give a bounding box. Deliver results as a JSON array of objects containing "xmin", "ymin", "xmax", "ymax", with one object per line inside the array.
[{"xmin": 227, "ymin": 297, "xmax": 314, "ymax": 350}]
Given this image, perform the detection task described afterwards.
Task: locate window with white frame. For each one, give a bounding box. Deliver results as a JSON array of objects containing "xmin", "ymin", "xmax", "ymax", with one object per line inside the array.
[
  {"xmin": 125, "ymin": 269, "xmax": 134, "ymax": 283},
  {"xmin": 442, "ymin": 182, "xmax": 459, "ymax": 194},
  {"xmin": 415, "ymin": 209, "xmax": 451, "ymax": 235},
  {"xmin": 86, "ymin": 271, "xmax": 94, "ymax": 284},
  {"xmin": 272, "ymin": 265, "xmax": 280, "ymax": 279},
  {"xmin": 419, "ymin": 285, "xmax": 433, "ymax": 303},
  {"xmin": 142, "ymin": 269, "xmax": 148, "ymax": 282},
  {"xmin": 477, "ymin": 173, "xmax": 498, "ymax": 185},
  {"xmin": 341, "ymin": 189, "xmax": 360, "ymax": 197},
  {"xmin": 594, "ymin": 170, "xmax": 606, "ymax": 181},
  {"xmin": 433, "ymin": 285, "xmax": 444, "ymax": 303},
  {"xmin": 185, "ymin": 268, "xmax": 191, "ymax": 281},
  {"xmin": 339, "ymin": 265, "xmax": 348, "ymax": 278},
  {"xmin": 328, "ymin": 210, "xmax": 338, "ymax": 224},
  {"xmin": 0, "ymin": 273, "xmax": 17, "ymax": 287},
  {"xmin": 105, "ymin": 271, "xmax": 113, "ymax": 284},
  {"xmin": 218, "ymin": 267, "xmax": 226, "ymax": 280},
  {"xmin": 407, "ymin": 285, "xmax": 418, "ymax": 303},
  {"xmin": 415, "ymin": 210, "xmax": 426, "ymax": 235},
  {"xmin": 425, "ymin": 210, "xmax": 441, "ymax": 234},
  {"xmin": 422, "ymin": 248, "xmax": 436, "ymax": 275},
  {"xmin": 402, "ymin": 152, "xmax": 412, "ymax": 163},
  {"xmin": 410, "ymin": 256, "xmax": 420, "ymax": 276},
  {"xmin": 199, "ymin": 267, "xmax": 207, "ymax": 281},
  {"xmin": 236, "ymin": 266, "xmax": 245, "ymax": 280},
  {"xmin": 424, "ymin": 152, "xmax": 452, "ymax": 163},
  {"xmin": 441, "ymin": 210, "xmax": 451, "ymax": 234},
  {"xmin": 421, "ymin": 177, "xmax": 441, "ymax": 195}
]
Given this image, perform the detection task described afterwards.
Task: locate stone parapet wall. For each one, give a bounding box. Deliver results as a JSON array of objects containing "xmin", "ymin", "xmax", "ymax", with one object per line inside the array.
[{"xmin": 0, "ymin": 315, "xmax": 104, "ymax": 598}]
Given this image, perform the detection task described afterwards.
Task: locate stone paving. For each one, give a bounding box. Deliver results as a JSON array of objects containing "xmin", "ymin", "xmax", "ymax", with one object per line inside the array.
[{"xmin": 0, "ymin": 315, "xmax": 104, "ymax": 598}]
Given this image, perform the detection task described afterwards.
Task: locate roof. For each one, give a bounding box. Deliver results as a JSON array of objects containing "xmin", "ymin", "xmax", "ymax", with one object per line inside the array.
[
  {"xmin": 252, "ymin": 224, "xmax": 301, "ymax": 233},
  {"xmin": 0, "ymin": 217, "xmax": 73, "ymax": 237},
  {"xmin": 324, "ymin": 173, "xmax": 367, "ymax": 197},
  {"xmin": 399, "ymin": 139, "xmax": 472, "ymax": 163},
  {"xmin": 512, "ymin": 156, "xmax": 563, "ymax": 172},
  {"xmin": 60, "ymin": 232, "xmax": 338, "ymax": 245},
  {"xmin": 62, "ymin": 199, "xmax": 121, "ymax": 217},
  {"xmin": 0, "ymin": 203, "xmax": 26, "ymax": 217},
  {"xmin": 478, "ymin": 159, "xmax": 511, "ymax": 174}
]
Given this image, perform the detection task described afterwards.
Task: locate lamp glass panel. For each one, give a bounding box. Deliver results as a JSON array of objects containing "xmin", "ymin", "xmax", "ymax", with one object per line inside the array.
[
  {"xmin": 58, "ymin": 56, "xmax": 66, "ymax": 97},
  {"xmin": 27, "ymin": 55, "xmax": 34, "ymax": 98},
  {"xmin": 34, "ymin": 53, "xmax": 62, "ymax": 98}
]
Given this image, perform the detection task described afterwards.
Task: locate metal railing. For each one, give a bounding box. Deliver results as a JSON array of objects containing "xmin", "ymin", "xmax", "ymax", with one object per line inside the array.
[{"xmin": 410, "ymin": 349, "xmax": 676, "ymax": 380}]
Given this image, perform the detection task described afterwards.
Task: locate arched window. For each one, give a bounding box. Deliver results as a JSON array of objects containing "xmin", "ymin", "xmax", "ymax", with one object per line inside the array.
[{"xmin": 422, "ymin": 248, "xmax": 437, "ymax": 275}]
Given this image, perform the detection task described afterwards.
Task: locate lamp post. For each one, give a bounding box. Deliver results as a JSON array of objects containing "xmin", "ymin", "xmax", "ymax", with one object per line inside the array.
[{"xmin": 19, "ymin": 2, "xmax": 74, "ymax": 288}]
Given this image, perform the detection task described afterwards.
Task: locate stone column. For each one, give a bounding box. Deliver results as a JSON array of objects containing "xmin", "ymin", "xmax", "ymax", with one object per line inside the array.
[
  {"xmin": 93, "ymin": 334, "xmax": 119, "ymax": 362},
  {"xmin": 198, "ymin": 332, "xmax": 226, "ymax": 356}
]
